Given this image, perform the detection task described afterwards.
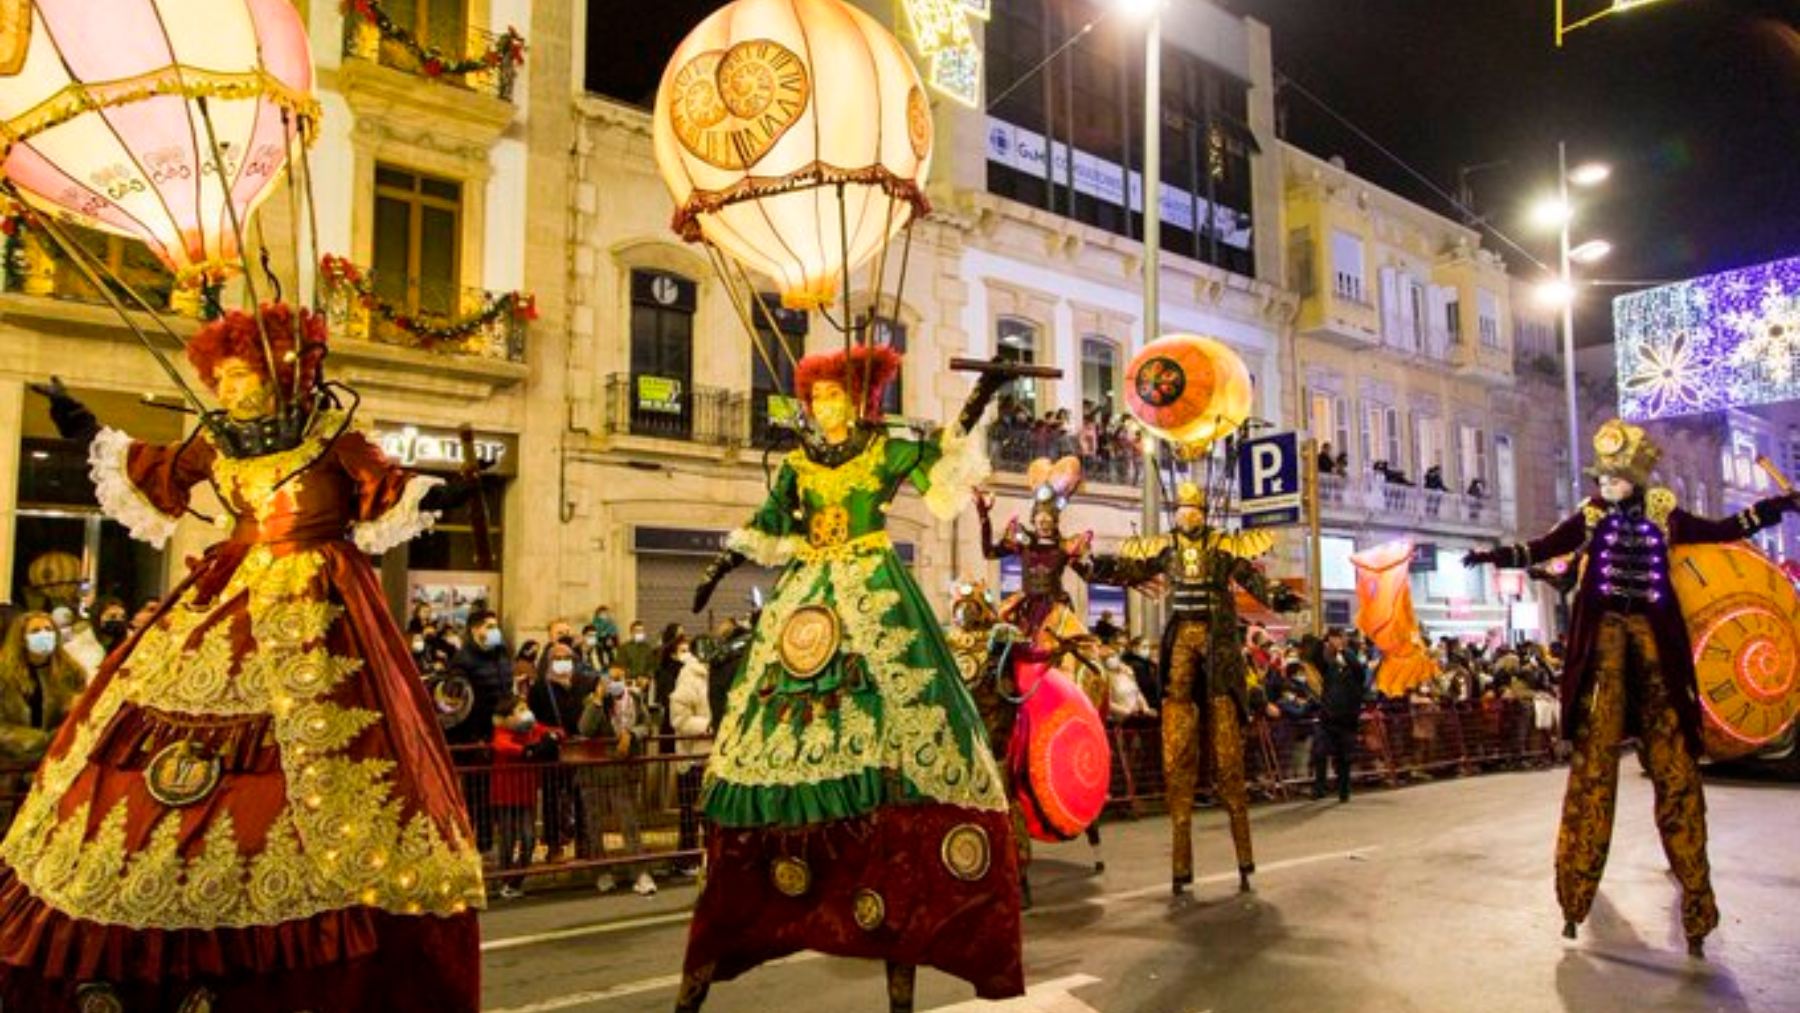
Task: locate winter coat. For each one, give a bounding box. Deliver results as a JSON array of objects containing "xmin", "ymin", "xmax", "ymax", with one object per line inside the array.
[
  {"xmin": 490, "ymin": 721, "xmax": 557, "ymax": 807},
  {"xmin": 669, "ymin": 653, "xmax": 712, "ymax": 770}
]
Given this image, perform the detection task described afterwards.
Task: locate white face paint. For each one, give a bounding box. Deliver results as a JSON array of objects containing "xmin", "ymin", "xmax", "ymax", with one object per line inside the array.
[{"xmin": 1598, "ymin": 475, "xmax": 1636, "ymax": 503}]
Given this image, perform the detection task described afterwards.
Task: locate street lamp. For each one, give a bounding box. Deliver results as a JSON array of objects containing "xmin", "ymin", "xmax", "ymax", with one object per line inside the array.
[
  {"xmin": 1535, "ymin": 142, "xmax": 1612, "ymax": 511},
  {"xmin": 1120, "ymin": 0, "xmax": 1165, "ymax": 636}
]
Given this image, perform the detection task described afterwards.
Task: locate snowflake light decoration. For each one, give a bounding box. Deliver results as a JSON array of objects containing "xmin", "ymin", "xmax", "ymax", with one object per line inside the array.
[{"xmin": 1614, "ymin": 255, "xmax": 1800, "ymax": 421}]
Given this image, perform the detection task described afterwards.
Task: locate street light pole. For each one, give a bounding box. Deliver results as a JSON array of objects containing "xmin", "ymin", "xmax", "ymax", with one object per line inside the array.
[
  {"xmin": 1556, "ymin": 140, "xmax": 1584, "ymax": 510},
  {"xmin": 1138, "ymin": 6, "xmax": 1161, "ymax": 544}
]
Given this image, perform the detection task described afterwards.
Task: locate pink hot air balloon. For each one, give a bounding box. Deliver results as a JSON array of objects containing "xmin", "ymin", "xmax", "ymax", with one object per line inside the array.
[
  {"xmin": 1007, "ymin": 657, "xmax": 1111, "ymax": 843},
  {"xmin": 0, "ymin": 0, "xmax": 316, "ymax": 284}
]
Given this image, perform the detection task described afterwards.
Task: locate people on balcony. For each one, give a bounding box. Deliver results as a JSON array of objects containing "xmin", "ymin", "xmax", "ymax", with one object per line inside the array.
[{"xmin": 1318, "ymin": 442, "xmax": 1336, "ymax": 475}]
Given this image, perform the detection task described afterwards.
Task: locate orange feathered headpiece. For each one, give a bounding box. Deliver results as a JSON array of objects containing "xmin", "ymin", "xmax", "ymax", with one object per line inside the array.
[
  {"xmin": 794, "ymin": 345, "xmax": 903, "ymax": 420},
  {"xmin": 186, "ymin": 303, "xmax": 329, "ymax": 396}
]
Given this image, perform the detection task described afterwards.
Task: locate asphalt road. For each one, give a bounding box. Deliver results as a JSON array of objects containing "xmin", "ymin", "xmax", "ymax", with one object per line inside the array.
[{"xmin": 478, "ymin": 769, "xmax": 1798, "ymax": 1013}]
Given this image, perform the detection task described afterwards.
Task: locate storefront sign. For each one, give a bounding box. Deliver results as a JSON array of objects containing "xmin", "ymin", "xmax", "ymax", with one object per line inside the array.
[{"xmin": 370, "ymin": 424, "xmax": 517, "ymax": 477}]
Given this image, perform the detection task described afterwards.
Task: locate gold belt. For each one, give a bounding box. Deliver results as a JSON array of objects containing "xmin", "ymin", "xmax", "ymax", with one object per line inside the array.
[{"xmin": 795, "ymin": 530, "xmax": 892, "ymax": 563}]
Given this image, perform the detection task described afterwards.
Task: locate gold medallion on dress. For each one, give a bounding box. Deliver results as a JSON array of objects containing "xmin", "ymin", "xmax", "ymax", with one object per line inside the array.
[
  {"xmin": 852, "ymin": 887, "xmax": 886, "ymax": 931},
  {"xmin": 144, "ymin": 740, "xmax": 222, "ymax": 808},
  {"xmin": 778, "ymin": 605, "xmax": 840, "ymax": 680},
  {"xmin": 940, "ymin": 823, "xmax": 991, "ymax": 882},
  {"xmin": 770, "ymin": 855, "xmax": 811, "ymax": 897}
]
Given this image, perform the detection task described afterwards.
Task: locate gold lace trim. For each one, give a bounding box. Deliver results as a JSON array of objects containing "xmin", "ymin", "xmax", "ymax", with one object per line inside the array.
[
  {"xmin": 787, "ymin": 437, "xmax": 888, "ymax": 507},
  {"xmin": 793, "ymin": 531, "xmax": 892, "ymax": 564},
  {"xmin": 710, "ymin": 549, "xmax": 1004, "ymax": 811},
  {"xmin": 0, "ymin": 542, "xmax": 484, "ymax": 928},
  {"xmin": 206, "ymin": 411, "xmax": 345, "ymax": 523}
]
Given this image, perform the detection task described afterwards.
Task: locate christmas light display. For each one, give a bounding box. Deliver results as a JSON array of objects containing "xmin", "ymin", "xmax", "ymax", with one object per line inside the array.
[{"xmin": 1613, "ymin": 254, "xmax": 1800, "ymax": 422}]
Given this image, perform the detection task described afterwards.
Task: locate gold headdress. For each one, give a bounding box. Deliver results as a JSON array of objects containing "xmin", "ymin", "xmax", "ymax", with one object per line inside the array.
[
  {"xmin": 1175, "ymin": 481, "xmax": 1205, "ymax": 509},
  {"xmin": 1586, "ymin": 418, "xmax": 1660, "ymax": 487}
]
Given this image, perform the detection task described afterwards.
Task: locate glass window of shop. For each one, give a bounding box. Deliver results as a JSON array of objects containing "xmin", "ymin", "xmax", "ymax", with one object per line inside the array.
[
  {"xmin": 372, "ymin": 165, "xmax": 462, "ymax": 317},
  {"xmin": 995, "ymin": 317, "xmax": 1040, "ymax": 415},
  {"xmin": 985, "ymin": 0, "xmax": 1257, "ymax": 278},
  {"xmin": 628, "ymin": 269, "xmax": 697, "ymax": 439},
  {"xmin": 1081, "ymin": 336, "xmax": 1119, "ymax": 417},
  {"xmin": 13, "ymin": 390, "xmax": 178, "ymax": 615},
  {"xmin": 749, "ymin": 295, "xmax": 807, "ymax": 447}
]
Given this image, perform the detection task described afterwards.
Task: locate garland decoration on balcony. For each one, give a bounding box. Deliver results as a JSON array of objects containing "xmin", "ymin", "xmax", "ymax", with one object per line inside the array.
[
  {"xmin": 319, "ymin": 254, "xmax": 537, "ymax": 349},
  {"xmin": 339, "ymin": 0, "xmax": 526, "ymax": 79}
]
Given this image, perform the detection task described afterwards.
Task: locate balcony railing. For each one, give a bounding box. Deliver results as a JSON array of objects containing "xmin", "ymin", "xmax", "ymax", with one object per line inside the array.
[
  {"xmin": 342, "ymin": 15, "xmax": 518, "ymax": 102},
  {"xmin": 987, "ymin": 426, "xmax": 1142, "ymax": 487},
  {"xmin": 1319, "ymin": 472, "xmax": 1513, "ymax": 532},
  {"xmin": 319, "ymin": 264, "xmax": 527, "ymax": 364},
  {"xmin": 604, "ymin": 373, "xmax": 740, "ymax": 447},
  {"xmin": 3, "ymin": 227, "xmax": 179, "ymax": 313}
]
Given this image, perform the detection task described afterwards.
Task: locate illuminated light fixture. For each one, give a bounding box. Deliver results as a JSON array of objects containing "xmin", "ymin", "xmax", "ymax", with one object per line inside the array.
[
  {"xmin": 1529, "ymin": 196, "xmax": 1572, "ymax": 230},
  {"xmin": 901, "ymin": 0, "xmax": 987, "ymax": 107},
  {"xmin": 1535, "ymin": 278, "xmax": 1575, "ymax": 308},
  {"xmin": 1569, "ymin": 239, "xmax": 1613, "ymax": 264},
  {"xmin": 1568, "ymin": 162, "xmax": 1612, "ymax": 187},
  {"xmin": 1555, "ymin": 0, "xmax": 1680, "ymax": 48},
  {"xmin": 1113, "ymin": 0, "xmax": 1165, "ymax": 18},
  {"xmin": 1614, "ymin": 254, "xmax": 1800, "ymax": 421}
]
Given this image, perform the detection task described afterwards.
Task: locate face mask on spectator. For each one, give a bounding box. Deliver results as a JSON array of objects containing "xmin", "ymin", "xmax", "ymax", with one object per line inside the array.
[
  {"xmin": 25, "ymin": 630, "xmax": 57, "ymax": 656},
  {"xmin": 551, "ymin": 659, "xmax": 574, "ymax": 677},
  {"xmin": 412, "ymin": 637, "xmax": 426, "ymax": 653},
  {"xmin": 584, "ymin": 633, "xmax": 598, "ymax": 647},
  {"xmin": 483, "ymin": 627, "xmax": 503, "ymax": 650},
  {"xmin": 632, "ymin": 631, "xmax": 646, "ymax": 643},
  {"xmin": 607, "ymin": 679, "xmax": 626, "ymax": 698},
  {"xmin": 509, "ymin": 709, "xmax": 536, "ymax": 732}
]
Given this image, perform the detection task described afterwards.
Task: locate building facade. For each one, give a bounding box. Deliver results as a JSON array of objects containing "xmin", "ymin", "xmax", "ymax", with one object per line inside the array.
[{"xmin": 1279, "ymin": 143, "xmax": 1569, "ymax": 642}]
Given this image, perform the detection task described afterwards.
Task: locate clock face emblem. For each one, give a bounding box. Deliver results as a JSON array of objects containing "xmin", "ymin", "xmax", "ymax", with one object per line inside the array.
[
  {"xmin": 1593, "ymin": 423, "xmax": 1627, "ymax": 456},
  {"xmin": 669, "ymin": 39, "xmax": 810, "ymax": 171},
  {"xmin": 1670, "ymin": 543, "xmax": 1800, "ymax": 759}
]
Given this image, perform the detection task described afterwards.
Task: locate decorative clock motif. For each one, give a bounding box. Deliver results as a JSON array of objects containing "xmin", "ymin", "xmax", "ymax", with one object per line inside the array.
[
  {"xmin": 1593, "ymin": 421, "xmax": 1627, "ymax": 456},
  {"xmin": 1669, "ymin": 543, "xmax": 1800, "ymax": 759},
  {"xmin": 669, "ymin": 39, "xmax": 810, "ymax": 171},
  {"xmin": 905, "ymin": 85, "xmax": 931, "ymax": 160}
]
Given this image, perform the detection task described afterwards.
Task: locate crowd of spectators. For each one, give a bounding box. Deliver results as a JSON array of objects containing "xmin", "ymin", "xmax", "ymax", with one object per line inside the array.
[{"xmin": 987, "ymin": 396, "xmax": 1144, "ymax": 484}]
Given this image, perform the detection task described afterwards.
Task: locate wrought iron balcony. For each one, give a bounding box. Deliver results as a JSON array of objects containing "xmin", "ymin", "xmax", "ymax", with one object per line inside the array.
[
  {"xmin": 604, "ymin": 373, "xmax": 741, "ymax": 448},
  {"xmin": 342, "ymin": 14, "xmax": 520, "ymax": 102},
  {"xmin": 318, "ymin": 262, "xmax": 527, "ymax": 364}
]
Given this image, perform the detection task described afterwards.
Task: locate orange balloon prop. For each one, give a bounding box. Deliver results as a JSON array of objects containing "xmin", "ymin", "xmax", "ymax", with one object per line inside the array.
[
  {"xmin": 1351, "ymin": 539, "xmax": 1439, "ymax": 696},
  {"xmin": 1123, "ymin": 334, "xmax": 1253, "ymax": 449}
]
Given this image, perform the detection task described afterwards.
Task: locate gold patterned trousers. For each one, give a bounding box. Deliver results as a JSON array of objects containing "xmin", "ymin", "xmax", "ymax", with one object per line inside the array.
[
  {"xmin": 1163, "ymin": 620, "xmax": 1254, "ymax": 883},
  {"xmin": 1556, "ymin": 613, "xmax": 1718, "ymax": 942}
]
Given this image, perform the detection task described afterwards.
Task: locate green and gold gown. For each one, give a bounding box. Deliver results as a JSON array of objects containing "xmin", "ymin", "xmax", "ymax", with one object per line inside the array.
[{"xmin": 682, "ymin": 425, "xmax": 1024, "ymax": 1000}]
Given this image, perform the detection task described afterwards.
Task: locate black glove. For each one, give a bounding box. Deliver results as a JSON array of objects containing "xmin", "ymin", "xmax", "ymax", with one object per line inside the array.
[
  {"xmin": 693, "ymin": 549, "xmax": 745, "ymax": 613},
  {"xmin": 28, "ymin": 376, "xmax": 99, "ymax": 445},
  {"xmin": 955, "ymin": 365, "xmax": 1010, "ymax": 436},
  {"xmin": 420, "ymin": 474, "xmax": 479, "ymax": 513},
  {"xmin": 1462, "ymin": 548, "xmax": 1499, "ymax": 568}
]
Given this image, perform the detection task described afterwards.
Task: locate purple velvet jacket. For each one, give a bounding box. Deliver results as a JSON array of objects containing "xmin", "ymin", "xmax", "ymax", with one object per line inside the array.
[{"xmin": 1496, "ymin": 490, "xmax": 1789, "ymax": 751}]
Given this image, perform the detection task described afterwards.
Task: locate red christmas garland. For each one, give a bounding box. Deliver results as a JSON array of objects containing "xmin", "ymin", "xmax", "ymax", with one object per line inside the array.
[
  {"xmin": 340, "ymin": 0, "xmax": 526, "ymax": 79},
  {"xmin": 320, "ymin": 254, "xmax": 537, "ymax": 351}
]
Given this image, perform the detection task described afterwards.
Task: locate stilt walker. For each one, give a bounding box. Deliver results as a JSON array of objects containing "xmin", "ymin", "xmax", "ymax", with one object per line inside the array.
[
  {"xmin": 1092, "ymin": 481, "xmax": 1300, "ymax": 894},
  {"xmin": 1464, "ymin": 419, "xmax": 1797, "ymax": 957}
]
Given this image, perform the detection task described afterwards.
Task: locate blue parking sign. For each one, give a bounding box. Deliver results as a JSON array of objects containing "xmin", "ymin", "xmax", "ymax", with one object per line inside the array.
[{"xmin": 1237, "ymin": 432, "xmax": 1302, "ymax": 529}]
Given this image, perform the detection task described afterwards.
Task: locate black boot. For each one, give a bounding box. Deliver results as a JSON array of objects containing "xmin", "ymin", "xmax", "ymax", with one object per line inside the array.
[
  {"xmin": 886, "ymin": 962, "xmax": 917, "ymax": 1013},
  {"xmin": 1562, "ymin": 921, "xmax": 1577, "ymax": 941},
  {"xmin": 1171, "ymin": 871, "xmax": 1193, "ymax": 896},
  {"xmin": 1687, "ymin": 937, "xmax": 1706, "ymax": 959},
  {"xmin": 675, "ymin": 964, "xmax": 714, "ymax": 1012},
  {"xmin": 1020, "ymin": 873, "xmax": 1033, "ymax": 911},
  {"xmin": 1238, "ymin": 866, "xmax": 1254, "ymax": 894}
]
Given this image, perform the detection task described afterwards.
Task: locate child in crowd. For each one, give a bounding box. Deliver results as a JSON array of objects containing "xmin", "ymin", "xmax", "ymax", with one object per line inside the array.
[{"xmin": 489, "ymin": 694, "xmax": 561, "ymax": 899}]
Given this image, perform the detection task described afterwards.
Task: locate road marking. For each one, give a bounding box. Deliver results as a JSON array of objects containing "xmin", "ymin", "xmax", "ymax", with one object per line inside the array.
[
  {"xmin": 481, "ymin": 910, "xmax": 695, "ymax": 953},
  {"xmin": 926, "ymin": 973, "xmax": 1102, "ymax": 1012},
  {"xmin": 485, "ymin": 953, "xmax": 823, "ymax": 1012},
  {"xmin": 1032, "ymin": 845, "xmax": 1380, "ymax": 915}
]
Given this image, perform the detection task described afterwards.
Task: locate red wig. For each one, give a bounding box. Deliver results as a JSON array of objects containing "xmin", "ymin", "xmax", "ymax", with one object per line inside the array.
[
  {"xmin": 186, "ymin": 303, "xmax": 329, "ymax": 395},
  {"xmin": 794, "ymin": 345, "xmax": 903, "ymax": 420}
]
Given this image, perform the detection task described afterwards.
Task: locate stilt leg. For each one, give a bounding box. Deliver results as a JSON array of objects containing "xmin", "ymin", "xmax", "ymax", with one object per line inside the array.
[
  {"xmin": 674, "ymin": 963, "xmax": 714, "ymax": 1012},
  {"xmin": 886, "ymin": 961, "xmax": 917, "ymax": 1013}
]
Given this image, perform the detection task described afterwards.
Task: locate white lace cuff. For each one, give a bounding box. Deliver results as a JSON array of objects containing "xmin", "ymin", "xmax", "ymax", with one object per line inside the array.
[
  {"xmin": 923, "ymin": 422, "xmax": 991, "ymax": 521},
  {"xmin": 353, "ymin": 475, "xmax": 443, "ymax": 555},
  {"xmin": 726, "ymin": 526, "xmax": 801, "ymax": 568},
  {"xmin": 89, "ymin": 427, "xmax": 179, "ymax": 549}
]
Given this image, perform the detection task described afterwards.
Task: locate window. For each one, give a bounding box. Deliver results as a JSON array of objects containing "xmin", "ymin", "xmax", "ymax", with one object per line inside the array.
[
  {"xmin": 1330, "ymin": 230, "xmax": 1366, "ymax": 304},
  {"xmin": 1320, "ymin": 535, "xmax": 1357, "ymax": 592},
  {"xmin": 1415, "ymin": 415, "xmax": 1445, "ymax": 483},
  {"xmin": 1081, "ymin": 337, "xmax": 1120, "ymax": 416},
  {"xmin": 372, "ymin": 165, "xmax": 462, "ymax": 316},
  {"xmin": 1408, "ymin": 280, "xmax": 1428, "ymax": 351},
  {"xmin": 1361, "ymin": 401, "xmax": 1401, "ymax": 471},
  {"xmin": 1477, "ymin": 289, "xmax": 1502, "ymax": 349},
  {"xmin": 380, "ymin": 0, "xmax": 468, "ymax": 55},
  {"xmin": 996, "ymin": 317, "xmax": 1040, "ymax": 414},
  {"xmin": 1444, "ymin": 292, "xmax": 1462, "ymax": 344},
  {"xmin": 874, "ymin": 317, "xmax": 908, "ymax": 417},
  {"xmin": 1385, "ymin": 406, "xmax": 1403, "ymax": 472},
  {"xmin": 1459, "ymin": 424, "xmax": 1487, "ymax": 492},
  {"xmin": 628, "ymin": 270, "xmax": 696, "ymax": 438},
  {"xmin": 750, "ymin": 296, "xmax": 807, "ymax": 446},
  {"xmin": 1694, "ymin": 480, "xmax": 1708, "ymax": 513}
]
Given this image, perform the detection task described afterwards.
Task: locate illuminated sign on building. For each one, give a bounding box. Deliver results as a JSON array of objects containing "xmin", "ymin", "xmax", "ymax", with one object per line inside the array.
[
  {"xmin": 1613, "ymin": 255, "xmax": 1800, "ymax": 422},
  {"xmin": 901, "ymin": 0, "xmax": 987, "ymax": 108}
]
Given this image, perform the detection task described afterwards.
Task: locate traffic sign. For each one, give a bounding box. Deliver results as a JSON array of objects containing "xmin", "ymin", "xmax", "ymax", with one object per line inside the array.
[{"xmin": 1238, "ymin": 431, "xmax": 1302, "ymax": 528}]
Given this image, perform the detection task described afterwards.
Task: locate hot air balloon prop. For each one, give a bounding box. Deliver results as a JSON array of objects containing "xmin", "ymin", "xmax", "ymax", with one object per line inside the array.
[
  {"xmin": 1123, "ymin": 333, "xmax": 1254, "ymax": 454},
  {"xmin": 0, "ymin": 0, "xmax": 324, "ymax": 423}
]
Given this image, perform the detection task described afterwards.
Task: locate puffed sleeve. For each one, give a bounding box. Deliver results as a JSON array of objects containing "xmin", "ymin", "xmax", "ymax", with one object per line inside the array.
[
  {"xmin": 88, "ymin": 427, "xmax": 216, "ymax": 549},
  {"xmin": 725, "ymin": 460, "xmax": 803, "ymax": 566},
  {"xmin": 891, "ymin": 426, "xmax": 991, "ymax": 522},
  {"xmin": 332, "ymin": 430, "xmax": 444, "ymax": 555}
]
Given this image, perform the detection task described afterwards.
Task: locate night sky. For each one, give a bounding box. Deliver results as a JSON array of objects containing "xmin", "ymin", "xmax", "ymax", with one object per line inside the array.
[{"xmin": 587, "ymin": 1, "xmax": 1800, "ymax": 345}]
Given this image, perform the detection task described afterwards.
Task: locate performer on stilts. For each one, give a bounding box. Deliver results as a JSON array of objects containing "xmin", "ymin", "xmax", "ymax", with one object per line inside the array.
[
  {"xmin": 973, "ymin": 457, "xmax": 1108, "ymax": 893},
  {"xmin": 1092, "ymin": 481, "xmax": 1301, "ymax": 895},
  {"xmin": 0, "ymin": 306, "xmax": 486, "ymax": 1010},
  {"xmin": 1464, "ymin": 418, "xmax": 1797, "ymax": 957},
  {"xmin": 678, "ymin": 346, "xmax": 1023, "ymax": 1012}
]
